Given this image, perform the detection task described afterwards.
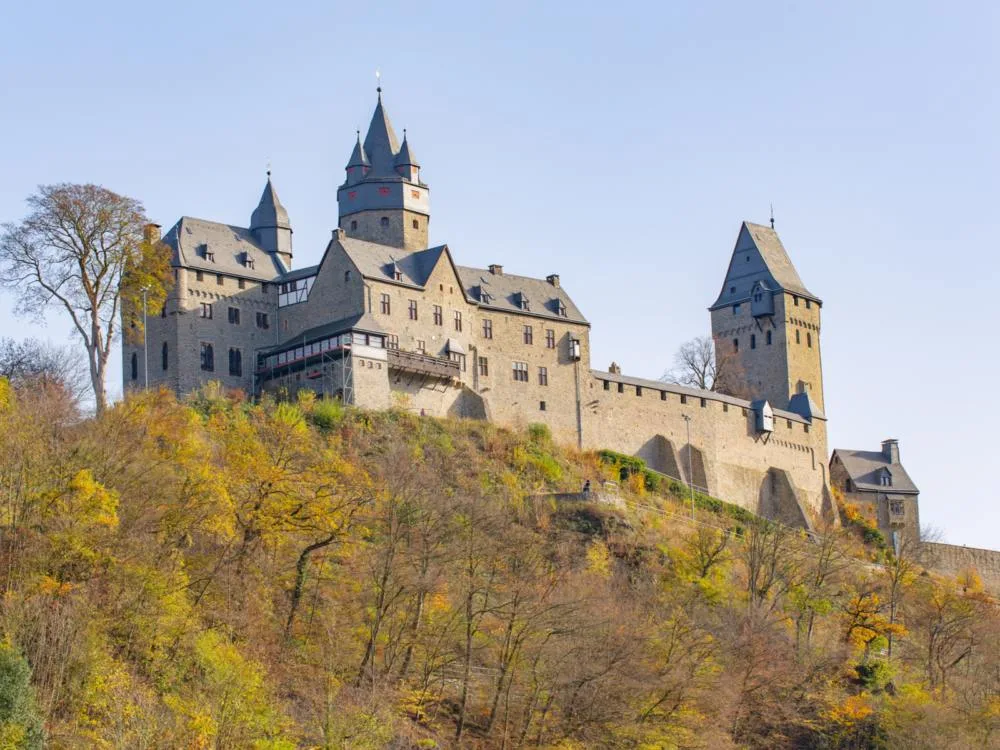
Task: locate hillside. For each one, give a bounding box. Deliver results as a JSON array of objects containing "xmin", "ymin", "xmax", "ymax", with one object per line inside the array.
[{"xmin": 0, "ymin": 379, "xmax": 997, "ymax": 749}]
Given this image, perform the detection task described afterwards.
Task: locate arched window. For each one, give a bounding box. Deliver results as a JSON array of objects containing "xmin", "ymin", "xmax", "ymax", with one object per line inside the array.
[
  {"xmin": 412, "ymin": 219, "xmax": 419, "ymax": 229},
  {"xmin": 162, "ymin": 342, "xmax": 168, "ymax": 371},
  {"xmin": 380, "ymin": 216, "xmax": 389, "ymax": 227},
  {"xmin": 130, "ymin": 352, "xmax": 138, "ymax": 380}
]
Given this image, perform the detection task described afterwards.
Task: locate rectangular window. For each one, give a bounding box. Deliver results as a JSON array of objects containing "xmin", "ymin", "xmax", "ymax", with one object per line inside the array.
[
  {"xmin": 523, "ymin": 325, "xmax": 533, "ymax": 345},
  {"xmin": 433, "ymin": 305, "xmax": 443, "ymax": 326},
  {"xmin": 700, "ymin": 398, "xmax": 707, "ymax": 408},
  {"xmin": 793, "ymin": 295, "xmax": 800, "ymax": 306},
  {"xmin": 380, "ymin": 293, "xmax": 391, "ymax": 315},
  {"xmin": 199, "ymin": 302, "xmax": 213, "ymax": 319},
  {"xmin": 228, "ymin": 306, "xmax": 240, "ymax": 325},
  {"xmin": 228, "ymin": 347, "xmax": 242, "ymax": 376},
  {"xmin": 796, "ymin": 329, "xmax": 801, "ymax": 344},
  {"xmin": 733, "ymin": 303, "xmax": 741, "ymax": 315},
  {"xmin": 449, "ymin": 351, "xmax": 466, "ymax": 371},
  {"xmin": 238, "ymin": 278, "xmax": 246, "ymax": 290},
  {"xmin": 680, "ymin": 395, "xmax": 687, "ymax": 405},
  {"xmin": 807, "ymin": 332, "xmax": 812, "ymax": 348},
  {"xmin": 512, "ymin": 361, "xmax": 529, "ymax": 382},
  {"xmin": 805, "ymin": 299, "xmax": 811, "ymax": 309},
  {"xmin": 660, "ymin": 390, "xmax": 667, "ymax": 401},
  {"xmin": 217, "ymin": 274, "xmax": 224, "ymax": 286},
  {"xmin": 482, "ymin": 318, "xmax": 493, "ymax": 339},
  {"xmin": 256, "ymin": 312, "xmax": 269, "ymax": 329},
  {"xmin": 545, "ymin": 329, "xmax": 555, "ymax": 349},
  {"xmin": 416, "ymin": 339, "xmax": 426, "ymax": 353},
  {"xmin": 200, "ymin": 342, "xmax": 214, "ymax": 372},
  {"xmin": 635, "ymin": 385, "xmax": 642, "ymax": 396},
  {"xmin": 723, "ymin": 402, "xmax": 729, "ymax": 412},
  {"xmin": 603, "ymin": 380, "xmax": 610, "ymax": 391},
  {"xmin": 766, "ymin": 330, "xmax": 772, "ymax": 345},
  {"xmin": 750, "ymin": 334, "xmax": 756, "ymax": 349},
  {"xmin": 539, "ymin": 400, "xmax": 546, "ymax": 411},
  {"xmin": 261, "ymin": 282, "xmax": 268, "ymax": 294},
  {"xmin": 617, "ymin": 382, "xmax": 624, "ymax": 393},
  {"xmin": 454, "ymin": 310, "xmax": 462, "ymax": 332},
  {"xmin": 160, "ymin": 303, "xmax": 167, "ymax": 318},
  {"xmin": 538, "ymin": 366, "xmax": 548, "ymax": 386},
  {"xmin": 408, "ymin": 299, "xmax": 418, "ymax": 320},
  {"xmin": 387, "ymin": 334, "xmax": 399, "ymax": 350},
  {"xmin": 478, "ymin": 356, "xmax": 489, "ymax": 376},
  {"xmin": 196, "ymin": 271, "xmax": 204, "ymax": 282}
]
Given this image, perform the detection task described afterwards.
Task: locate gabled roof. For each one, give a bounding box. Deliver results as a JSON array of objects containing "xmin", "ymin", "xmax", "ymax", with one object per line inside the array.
[
  {"xmin": 832, "ymin": 449, "xmax": 920, "ymax": 494},
  {"xmin": 711, "ymin": 221, "xmax": 819, "ymax": 310},
  {"xmin": 338, "ymin": 236, "xmax": 449, "ymax": 289},
  {"xmin": 249, "ymin": 174, "xmax": 290, "ymax": 231},
  {"xmin": 164, "ymin": 217, "xmax": 286, "ymax": 280},
  {"xmin": 456, "ymin": 267, "xmax": 589, "ymax": 325},
  {"xmin": 363, "ymin": 92, "xmax": 401, "ymax": 176}
]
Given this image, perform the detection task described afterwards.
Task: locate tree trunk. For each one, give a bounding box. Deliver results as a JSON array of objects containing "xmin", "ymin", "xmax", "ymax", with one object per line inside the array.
[{"xmin": 285, "ymin": 533, "xmax": 337, "ymax": 641}]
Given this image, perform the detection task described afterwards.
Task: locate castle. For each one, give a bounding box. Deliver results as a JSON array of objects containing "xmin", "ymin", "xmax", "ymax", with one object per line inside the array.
[{"xmin": 125, "ymin": 88, "xmax": 946, "ymax": 549}]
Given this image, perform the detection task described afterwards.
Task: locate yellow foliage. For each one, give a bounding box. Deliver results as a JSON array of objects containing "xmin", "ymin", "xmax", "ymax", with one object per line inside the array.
[
  {"xmin": 825, "ymin": 693, "xmax": 874, "ymax": 726},
  {"xmin": 586, "ymin": 539, "xmax": 613, "ymax": 578}
]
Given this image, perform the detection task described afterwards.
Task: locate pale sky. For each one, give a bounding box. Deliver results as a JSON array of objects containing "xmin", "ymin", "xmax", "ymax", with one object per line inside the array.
[{"xmin": 1, "ymin": 1, "xmax": 997, "ymax": 548}]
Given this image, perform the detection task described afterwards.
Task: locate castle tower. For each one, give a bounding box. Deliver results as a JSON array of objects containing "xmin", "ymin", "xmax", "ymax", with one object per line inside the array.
[
  {"xmin": 709, "ymin": 221, "xmax": 824, "ymax": 415},
  {"xmin": 336, "ymin": 88, "xmax": 430, "ymax": 251},
  {"xmin": 249, "ymin": 172, "xmax": 293, "ymax": 269}
]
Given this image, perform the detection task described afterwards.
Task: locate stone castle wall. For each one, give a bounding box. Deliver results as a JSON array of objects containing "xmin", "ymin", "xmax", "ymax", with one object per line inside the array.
[{"xmin": 925, "ymin": 542, "xmax": 1000, "ymax": 594}]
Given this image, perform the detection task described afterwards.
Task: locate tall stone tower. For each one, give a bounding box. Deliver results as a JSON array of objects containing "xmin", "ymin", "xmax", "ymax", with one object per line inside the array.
[
  {"xmin": 336, "ymin": 88, "xmax": 430, "ymax": 252},
  {"xmin": 709, "ymin": 221, "xmax": 824, "ymax": 416},
  {"xmin": 250, "ymin": 172, "xmax": 293, "ymax": 269}
]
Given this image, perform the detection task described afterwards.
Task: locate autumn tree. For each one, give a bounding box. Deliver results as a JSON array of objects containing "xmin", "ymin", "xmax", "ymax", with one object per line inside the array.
[
  {"xmin": 662, "ymin": 335, "xmax": 749, "ymax": 397},
  {"xmin": 0, "ymin": 184, "xmax": 172, "ymax": 413},
  {"xmin": 0, "ymin": 337, "xmax": 88, "ymax": 404}
]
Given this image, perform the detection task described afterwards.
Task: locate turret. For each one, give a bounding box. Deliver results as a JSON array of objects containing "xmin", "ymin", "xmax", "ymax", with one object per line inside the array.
[
  {"xmin": 336, "ymin": 87, "xmax": 430, "ymax": 251},
  {"xmin": 250, "ymin": 172, "xmax": 292, "ymax": 269}
]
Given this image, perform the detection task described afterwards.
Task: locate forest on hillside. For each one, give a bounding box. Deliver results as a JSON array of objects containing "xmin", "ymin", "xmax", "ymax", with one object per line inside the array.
[{"xmin": 0, "ymin": 377, "xmax": 997, "ymax": 749}]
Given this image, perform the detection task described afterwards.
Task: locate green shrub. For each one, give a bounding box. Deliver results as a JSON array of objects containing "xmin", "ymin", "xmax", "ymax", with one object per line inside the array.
[
  {"xmin": 309, "ymin": 398, "xmax": 344, "ymax": 431},
  {"xmin": 0, "ymin": 644, "xmax": 44, "ymax": 749},
  {"xmin": 527, "ymin": 422, "xmax": 552, "ymax": 444}
]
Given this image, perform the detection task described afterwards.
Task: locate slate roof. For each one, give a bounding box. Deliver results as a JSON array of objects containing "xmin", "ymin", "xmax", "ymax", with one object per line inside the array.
[
  {"xmin": 363, "ymin": 92, "xmax": 401, "ymax": 177},
  {"xmin": 347, "ymin": 134, "xmax": 370, "ymax": 168},
  {"xmin": 259, "ymin": 311, "xmax": 386, "ymax": 354},
  {"xmin": 711, "ymin": 221, "xmax": 820, "ymax": 310},
  {"xmin": 164, "ymin": 217, "xmax": 287, "ymax": 279},
  {"xmin": 456, "ymin": 267, "xmax": 589, "ymax": 325},
  {"xmin": 249, "ymin": 175, "xmax": 290, "ymax": 231},
  {"xmin": 593, "ymin": 370, "xmax": 814, "ymax": 423},
  {"xmin": 394, "ymin": 133, "xmax": 418, "ymax": 167},
  {"xmin": 339, "ymin": 237, "xmax": 448, "ymax": 290},
  {"xmin": 832, "ymin": 449, "xmax": 920, "ymax": 494}
]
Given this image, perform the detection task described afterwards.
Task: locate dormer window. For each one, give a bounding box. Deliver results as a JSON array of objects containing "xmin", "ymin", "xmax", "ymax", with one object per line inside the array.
[
  {"xmin": 200, "ymin": 244, "xmax": 214, "ymax": 262},
  {"xmin": 556, "ymin": 299, "xmax": 567, "ymax": 317},
  {"xmin": 880, "ymin": 468, "xmax": 893, "ymax": 487},
  {"xmin": 394, "ymin": 271, "xmax": 403, "ymax": 281},
  {"xmin": 241, "ymin": 251, "xmax": 255, "ymax": 269},
  {"xmin": 515, "ymin": 292, "xmax": 530, "ymax": 311}
]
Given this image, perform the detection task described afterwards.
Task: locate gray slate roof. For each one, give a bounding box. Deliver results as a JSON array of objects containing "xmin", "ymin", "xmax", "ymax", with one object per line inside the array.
[
  {"xmin": 832, "ymin": 449, "xmax": 920, "ymax": 494},
  {"xmin": 347, "ymin": 134, "xmax": 370, "ymax": 168},
  {"xmin": 249, "ymin": 175, "xmax": 290, "ymax": 231},
  {"xmin": 711, "ymin": 222, "xmax": 819, "ymax": 310},
  {"xmin": 164, "ymin": 217, "xmax": 287, "ymax": 280},
  {"xmin": 456, "ymin": 267, "xmax": 589, "ymax": 325},
  {"xmin": 594, "ymin": 370, "xmax": 814, "ymax": 423},
  {"xmin": 394, "ymin": 134, "xmax": 418, "ymax": 167},
  {"xmin": 363, "ymin": 93, "xmax": 401, "ymax": 177},
  {"xmin": 260, "ymin": 311, "xmax": 386, "ymax": 354},
  {"xmin": 340, "ymin": 236, "xmax": 447, "ymax": 290}
]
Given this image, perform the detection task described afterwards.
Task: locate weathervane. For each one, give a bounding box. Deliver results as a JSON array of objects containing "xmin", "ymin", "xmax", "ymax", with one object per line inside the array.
[
  {"xmin": 376, "ymin": 68, "xmax": 382, "ymax": 95},
  {"xmin": 770, "ymin": 203, "xmax": 775, "ymax": 230}
]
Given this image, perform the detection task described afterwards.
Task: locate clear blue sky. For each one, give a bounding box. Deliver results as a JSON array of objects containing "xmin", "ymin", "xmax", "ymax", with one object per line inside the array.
[{"xmin": 1, "ymin": 1, "xmax": 997, "ymax": 548}]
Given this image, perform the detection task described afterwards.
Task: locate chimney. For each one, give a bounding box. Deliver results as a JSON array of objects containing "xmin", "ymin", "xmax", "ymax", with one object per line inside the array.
[
  {"xmin": 882, "ymin": 439, "xmax": 899, "ymax": 464},
  {"xmin": 143, "ymin": 223, "xmax": 162, "ymax": 243},
  {"xmin": 488, "ymin": 264, "xmax": 503, "ymax": 276},
  {"xmin": 609, "ymin": 361, "xmax": 621, "ymax": 375},
  {"xmin": 546, "ymin": 273, "xmax": 560, "ymax": 287}
]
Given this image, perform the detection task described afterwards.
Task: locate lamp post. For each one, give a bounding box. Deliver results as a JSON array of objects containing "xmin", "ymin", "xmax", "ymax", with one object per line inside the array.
[
  {"xmin": 141, "ymin": 286, "xmax": 149, "ymax": 389},
  {"xmin": 682, "ymin": 413, "xmax": 694, "ymax": 520}
]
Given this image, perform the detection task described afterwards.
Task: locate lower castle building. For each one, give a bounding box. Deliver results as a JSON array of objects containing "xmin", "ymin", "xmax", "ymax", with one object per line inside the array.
[{"xmin": 126, "ymin": 89, "xmax": 885, "ymax": 533}]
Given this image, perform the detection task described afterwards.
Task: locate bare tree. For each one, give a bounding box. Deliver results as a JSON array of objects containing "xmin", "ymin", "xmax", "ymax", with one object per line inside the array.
[
  {"xmin": 0, "ymin": 337, "xmax": 88, "ymax": 404},
  {"xmin": 662, "ymin": 335, "xmax": 748, "ymax": 397},
  {"xmin": 0, "ymin": 184, "xmax": 171, "ymax": 414}
]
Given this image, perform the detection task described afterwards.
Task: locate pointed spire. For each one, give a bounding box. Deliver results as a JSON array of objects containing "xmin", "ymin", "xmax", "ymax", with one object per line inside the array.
[
  {"xmin": 394, "ymin": 128, "xmax": 419, "ymax": 168},
  {"xmin": 250, "ymin": 171, "xmax": 290, "ymax": 230},
  {"xmin": 363, "ymin": 87, "xmax": 401, "ymax": 175},
  {"xmin": 347, "ymin": 130, "xmax": 369, "ymax": 168}
]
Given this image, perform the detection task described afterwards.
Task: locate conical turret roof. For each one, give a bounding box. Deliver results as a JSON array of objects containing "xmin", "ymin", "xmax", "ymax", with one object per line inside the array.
[
  {"xmin": 363, "ymin": 89, "xmax": 401, "ymax": 175},
  {"xmin": 250, "ymin": 173, "xmax": 290, "ymax": 230},
  {"xmin": 347, "ymin": 132, "xmax": 369, "ymax": 168},
  {"xmin": 394, "ymin": 130, "xmax": 419, "ymax": 167}
]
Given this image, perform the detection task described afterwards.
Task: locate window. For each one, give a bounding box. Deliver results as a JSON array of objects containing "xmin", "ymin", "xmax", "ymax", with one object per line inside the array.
[
  {"xmin": 217, "ymin": 274, "xmax": 224, "ymax": 286},
  {"xmin": 416, "ymin": 339, "xmax": 426, "ymax": 353},
  {"xmin": 196, "ymin": 271, "xmax": 204, "ymax": 282},
  {"xmin": 380, "ymin": 293, "xmax": 391, "ymax": 315},
  {"xmin": 228, "ymin": 306, "xmax": 240, "ymax": 325},
  {"xmin": 750, "ymin": 334, "xmax": 756, "ymax": 349},
  {"xmin": 344, "ymin": 270, "xmax": 351, "ymax": 283},
  {"xmin": 482, "ymin": 318, "xmax": 493, "ymax": 339},
  {"xmin": 200, "ymin": 343, "xmax": 214, "ymax": 372},
  {"xmin": 680, "ymin": 395, "xmax": 688, "ymax": 405},
  {"xmin": 408, "ymin": 299, "xmax": 418, "ymax": 320},
  {"xmin": 256, "ymin": 312, "xmax": 269, "ymax": 329},
  {"xmin": 723, "ymin": 402, "xmax": 729, "ymax": 412},
  {"xmin": 238, "ymin": 278, "xmax": 246, "ymax": 290},
  {"xmin": 660, "ymin": 391, "xmax": 667, "ymax": 401},
  {"xmin": 635, "ymin": 385, "xmax": 642, "ymax": 396},
  {"xmin": 617, "ymin": 382, "xmax": 624, "ymax": 393},
  {"xmin": 538, "ymin": 366, "xmax": 548, "ymax": 386},
  {"xmin": 512, "ymin": 361, "xmax": 529, "ymax": 382},
  {"xmin": 387, "ymin": 334, "xmax": 399, "ymax": 350},
  {"xmin": 793, "ymin": 296, "xmax": 800, "ymax": 306},
  {"xmin": 766, "ymin": 330, "xmax": 772, "ymax": 345},
  {"xmin": 796, "ymin": 329, "xmax": 801, "ymax": 344},
  {"xmin": 881, "ymin": 470, "xmax": 892, "ymax": 487},
  {"xmin": 394, "ymin": 271, "xmax": 403, "ymax": 281},
  {"xmin": 161, "ymin": 342, "xmax": 168, "ymax": 371},
  {"xmin": 545, "ymin": 329, "xmax": 556, "ymax": 349},
  {"xmin": 539, "ymin": 401, "xmax": 546, "ymax": 411},
  {"xmin": 449, "ymin": 351, "xmax": 466, "ymax": 371},
  {"xmin": 603, "ymin": 380, "xmax": 610, "ymax": 391},
  {"xmin": 454, "ymin": 310, "xmax": 462, "ymax": 332},
  {"xmin": 805, "ymin": 299, "xmax": 811, "ymax": 309},
  {"xmin": 889, "ymin": 499, "xmax": 904, "ymax": 515},
  {"xmin": 733, "ymin": 338, "xmax": 739, "ymax": 352},
  {"xmin": 523, "ymin": 325, "xmax": 533, "ymax": 345},
  {"xmin": 228, "ymin": 348, "xmax": 242, "ymax": 376},
  {"xmin": 733, "ymin": 303, "xmax": 741, "ymax": 315},
  {"xmin": 433, "ymin": 305, "xmax": 443, "ymax": 326},
  {"xmin": 787, "ymin": 419, "xmax": 792, "ymax": 429},
  {"xmin": 412, "ymin": 219, "xmax": 419, "ymax": 229},
  {"xmin": 804, "ymin": 424, "xmax": 810, "ymax": 433},
  {"xmin": 807, "ymin": 332, "xmax": 812, "ymax": 348},
  {"xmin": 380, "ymin": 216, "xmax": 389, "ymax": 227},
  {"xmin": 557, "ymin": 300, "xmax": 567, "ymax": 317},
  {"xmin": 350, "ymin": 220, "xmax": 357, "ymax": 230},
  {"xmin": 199, "ymin": 303, "xmax": 213, "ymax": 319},
  {"xmin": 700, "ymin": 398, "xmax": 707, "ymax": 408},
  {"xmin": 130, "ymin": 353, "xmax": 137, "ymax": 380},
  {"xmin": 478, "ymin": 356, "xmax": 489, "ymax": 376},
  {"xmin": 160, "ymin": 303, "xmax": 167, "ymax": 319},
  {"xmin": 261, "ymin": 282, "xmax": 268, "ymax": 294}
]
